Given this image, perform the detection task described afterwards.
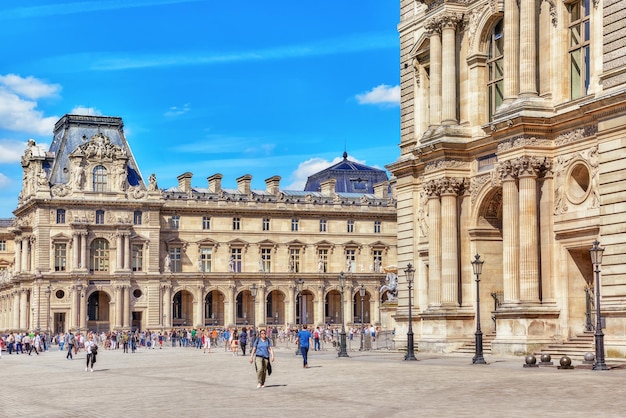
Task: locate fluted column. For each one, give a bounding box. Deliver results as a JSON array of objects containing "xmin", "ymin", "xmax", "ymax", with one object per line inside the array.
[
  {"xmin": 80, "ymin": 232, "xmax": 88, "ymax": 270},
  {"xmin": 72, "ymin": 233, "xmax": 80, "ymax": 270},
  {"xmin": 225, "ymin": 285, "xmax": 235, "ymax": 327},
  {"xmin": 503, "ymin": 0, "xmax": 520, "ymax": 101},
  {"xmin": 426, "ymin": 181, "xmax": 442, "ymax": 307},
  {"xmin": 344, "ymin": 284, "xmax": 354, "ymax": 324},
  {"xmin": 316, "ymin": 285, "xmax": 325, "ymax": 327},
  {"xmin": 426, "ymin": 19, "xmax": 442, "ymax": 127},
  {"xmin": 440, "ymin": 178, "xmax": 462, "ymax": 307},
  {"xmin": 441, "ymin": 14, "xmax": 461, "ymax": 125},
  {"xmin": 116, "ymin": 234, "xmax": 123, "ymax": 271},
  {"xmin": 19, "ymin": 289, "xmax": 28, "ymax": 330},
  {"xmin": 518, "ymin": 157, "xmax": 541, "ymax": 302},
  {"xmin": 194, "ymin": 285, "xmax": 204, "ymax": 327},
  {"xmin": 257, "ymin": 284, "xmax": 267, "ymax": 327},
  {"xmin": 499, "ymin": 161, "xmax": 520, "ymax": 304},
  {"xmin": 13, "ymin": 291, "xmax": 20, "ymax": 329},
  {"xmin": 123, "ymin": 285, "xmax": 130, "ymax": 328},
  {"xmin": 14, "ymin": 238, "xmax": 21, "ymax": 274},
  {"xmin": 519, "ymin": 0, "xmax": 537, "ymax": 96},
  {"xmin": 124, "ymin": 233, "xmax": 131, "ymax": 270},
  {"xmin": 115, "ymin": 285, "xmax": 123, "ymax": 329},
  {"xmin": 22, "ymin": 237, "xmax": 30, "ymax": 273},
  {"xmin": 163, "ymin": 284, "xmax": 172, "ymax": 329}
]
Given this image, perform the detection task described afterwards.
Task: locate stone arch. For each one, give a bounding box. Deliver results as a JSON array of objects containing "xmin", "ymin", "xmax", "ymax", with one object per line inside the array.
[
  {"xmin": 324, "ymin": 288, "xmax": 342, "ymax": 326},
  {"xmin": 172, "ymin": 289, "xmax": 194, "ymax": 327},
  {"xmin": 204, "ymin": 289, "xmax": 225, "ymax": 326},
  {"xmin": 265, "ymin": 288, "xmax": 286, "ymax": 326},
  {"xmin": 86, "ymin": 289, "xmax": 112, "ymax": 332}
]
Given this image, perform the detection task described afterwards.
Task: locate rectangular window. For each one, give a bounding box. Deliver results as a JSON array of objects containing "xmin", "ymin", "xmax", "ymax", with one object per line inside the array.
[
  {"xmin": 317, "ymin": 249, "xmax": 328, "ymax": 273},
  {"xmin": 373, "ymin": 250, "xmax": 383, "ymax": 273},
  {"xmin": 56, "ymin": 209, "xmax": 66, "ymax": 224},
  {"xmin": 202, "ymin": 216, "xmax": 211, "ymax": 230},
  {"xmin": 54, "ymin": 243, "xmax": 67, "ymax": 271},
  {"xmin": 133, "ymin": 211, "xmax": 142, "ymax": 225},
  {"xmin": 0, "ymin": 240, "xmax": 6, "ymax": 251},
  {"xmin": 231, "ymin": 248, "xmax": 242, "ymax": 272},
  {"xmin": 568, "ymin": 0, "xmax": 590, "ymax": 99},
  {"xmin": 347, "ymin": 220, "xmax": 355, "ymax": 233},
  {"xmin": 261, "ymin": 248, "xmax": 272, "ymax": 272},
  {"xmin": 233, "ymin": 217, "xmax": 241, "ymax": 230},
  {"xmin": 345, "ymin": 249, "xmax": 356, "ymax": 273},
  {"xmin": 200, "ymin": 247, "xmax": 212, "ymax": 272},
  {"xmin": 170, "ymin": 247, "xmax": 182, "ymax": 273},
  {"xmin": 132, "ymin": 244, "xmax": 143, "ymax": 272},
  {"xmin": 95, "ymin": 210, "xmax": 105, "ymax": 225},
  {"xmin": 289, "ymin": 248, "xmax": 301, "ymax": 273},
  {"xmin": 291, "ymin": 218, "xmax": 299, "ymax": 232},
  {"xmin": 319, "ymin": 219, "xmax": 327, "ymax": 232},
  {"xmin": 171, "ymin": 215, "xmax": 180, "ymax": 230},
  {"xmin": 262, "ymin": 218, "xmax": 270, "ymax": 231},
  {"xmin": 374, "ymin": 220, "xmax": 381, "ymax": 234}
]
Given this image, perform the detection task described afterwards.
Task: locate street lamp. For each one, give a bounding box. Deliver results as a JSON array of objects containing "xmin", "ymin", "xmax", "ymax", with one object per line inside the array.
[
  {"xmin": 359, "ymin": 284, "xmax": 366, "ymax": 351},
  {"xmin": 250, "ymin": 284, "xmax": 257, "ymax": 329},
  {"xmin": 471, "ymin": 254, "xmax": 486, "ymax": 365},
  {"xmin": 404, "ymin": 264, "xmax": 417, "ymax": 361},
  {"xmin": 338, "ymin": 272, "xmax": 349, "ymax": 357},
  {"xmin": 295, "ymin": 278, "xmax": 304, "ymax": 355},
  {"xmin": 589, "ymin": 240, "xmax": 608, "ymax": 371}
]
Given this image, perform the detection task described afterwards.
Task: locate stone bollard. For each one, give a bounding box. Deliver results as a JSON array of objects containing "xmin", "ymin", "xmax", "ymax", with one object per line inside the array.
[
  {"xmin": 557, "ymin": 355, "xmax": 575, "ymax": 369},
  {"xmin": 583, "ymin": 352, "xmax": 595, "ymax": 365},
  {"xmin": 523, "ymin": 354, "xmax": 539, "ymax": 368},
  {"xmin": 538, "ymin": 353, "xmax": 553, "ymax": 366}
]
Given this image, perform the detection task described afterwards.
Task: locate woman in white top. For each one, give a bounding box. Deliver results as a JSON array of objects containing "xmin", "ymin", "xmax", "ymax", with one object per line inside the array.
[{"xmin": 85, "ymin": 334, "xmax": 98, "ymax": 372}]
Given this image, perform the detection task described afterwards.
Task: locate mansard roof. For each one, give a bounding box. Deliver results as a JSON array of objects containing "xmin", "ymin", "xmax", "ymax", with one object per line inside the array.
[
  {"xmin": 47, "ymin": 114, "xmax": 144, "ymax": 187},
  {"xmin": 304, "ymin": 152, "xmax": 388, "ymax": 194}
]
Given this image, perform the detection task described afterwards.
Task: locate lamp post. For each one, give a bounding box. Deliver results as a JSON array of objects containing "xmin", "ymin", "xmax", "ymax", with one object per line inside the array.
[
  {"xmin": 359, "ymin": 284, "xmax": 365, "ymax": 351},
  {"xmin": 250, "ymin": 283, "xmax": 257, "ymax": 330},
  {"xmin": 295, "ymin": 278, "xmax": 304, "ymax": 355},
  {"xmin": 404, "ymin": 263, "xmax": 417, "ymax": 361},
  {"xmin": 590, "ymin": 240, "xmax": 608, "ymax": 371},
  {"xmin": 471, "ymin": 254, "xmax": 486, "ymax": 365},
  {"xmin": 338, "ymin": 272, "xmax": 349, "ymax": 357}
]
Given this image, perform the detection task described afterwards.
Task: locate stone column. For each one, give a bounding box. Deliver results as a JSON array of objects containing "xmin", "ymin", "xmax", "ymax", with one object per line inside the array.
[
  {"xmin": 286, "ymin": 284, "xmax": 296, "ymax": 326},
  {"xmin": 425, "ymin": 18, "xmax": 442, "ymax": 127},
  {"xmin": 115, "ymin": 285, "xmax": 123, "ymax": 329},
  {"xmin": 19, "ymin": 289, "xmax": 28, "ymax": 330},
  {"xmin": 123, "ymin": 285, "xmax": 130, "ymax": 328},
  {"xmin": 72, "ymin": 233, "xmax": 80, "ymax": 270},
  {"xmin": 22, "ymin": 237, "xmax": 30, "ymax": 273},
  {"xmin": 116, "ymin": 233, "xmax": 123, "ymax": 271},
  {"xmin": 195, "ymin": 285, "xmax": 204, "ymax": 327},
  {"xmin": 78, "ymin": 286, "xmax": 87, "ymax": 331},
  {"xmin": 440, "ymin": 178, "xmax": 462, "ymax": 307},
  {"xmin": 519, "ymin": 0, "xmax": 537, "ymax": 97},
  {"xmin": 14, "ymin": 238, "xmax": 21, "ymax": 274},
  {"xmin": 441, "ymin": 14, "xmax": 461, "ymax": 125},
  {"xmin": 163, "ymin": 284, "xmax": 172, "ymax": 329},
  {"xmin": 503, "ymin": 0, "xmax": 520, "ymax": 101},
  {"xmin": 81, "ymin": 232, "xmax": 88, "ymax": 270},
  {"xmin": 344, "ymin": 284, "xmax": 354, "ymax": 324},
  {"xmin": 426, "ymin": 181, "xmax": 442, "ymax": 307},
  {"xmin": 257, "ymin": 284, "xmax": 267, "ymax": 327},
  {"xmin": 517, "ymin": 157, "xmax": 541, "ymax": 302},
  {"xmin": 224, "ymin": 285, "xmax": 235, "ymax": 327},
  {"xmin": 499, "ymin": 161, "xmax": 520, "ymax": 304},
  {"xmin": 316, "ymin": 284, "xmax": 325, "ymax": 327},
  {"xmin": 13, "ymin": 291, "xmax": 20, "ymax": 329},
  {"xmin": 124, "ymin": 233, "xmax": 131, "ymax": 270}
]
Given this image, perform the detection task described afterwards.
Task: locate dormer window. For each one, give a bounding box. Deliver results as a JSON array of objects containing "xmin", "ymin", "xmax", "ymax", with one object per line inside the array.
[{"xmin": 93, "ymin": 165, "xmax": 108, "ymax": 192}]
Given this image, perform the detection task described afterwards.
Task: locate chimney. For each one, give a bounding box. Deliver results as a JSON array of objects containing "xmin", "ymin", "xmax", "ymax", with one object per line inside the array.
[
  {"xmin": 373, "ymin": 181, "xmax": 389, "ymax": 199},
  {"xmin": 236, "ymin": 174, "xmax": 252, "ymax": 194},
  {"xmin": 207, "ymin": 174, "xmax": 223, "ymax": 193},
  {"xmin": 177, "ymin": 172, "xmax": 193, "ymax": 192},
  {"xmin": 320, "ymin": 178, "xmax": 336, "ymax": 196},
  {"xmin": 265, "ymin": 176, "xmax": 281, "ymax": 195}
]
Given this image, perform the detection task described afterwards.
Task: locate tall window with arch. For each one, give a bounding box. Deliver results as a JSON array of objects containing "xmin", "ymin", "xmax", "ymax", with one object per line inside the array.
[
  {"xmin": 90, "ymin": 238, "xmax": 110, "ymax": 272},
  {"xmin": 487, "ymin": 18, "xmax": 504, "ymax": 120},
  {"xmin": 92, "ymin": 165, "xmax": 108, "ymax": 192}
]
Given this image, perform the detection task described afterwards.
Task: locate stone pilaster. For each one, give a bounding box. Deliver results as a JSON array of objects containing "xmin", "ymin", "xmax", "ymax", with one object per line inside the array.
[
  {"xmin": 498, "ymin": 161, "xmax": 520, "ymax": 304},
  {"xmin": 519, "ymin": 0, "xmax": 538, "ymax": 96},
  {"xmin": 441, "ymin": 14, "xmax": 462, "ymax": 125},
  {"xmin": 425, "ymin": 18, "xmax": 442, "ymax": 127},
  {"xmin": 503, "ymin": 0, "xmax": 520, "ymax": 101},
  {"xmin": 440, "ymin": 177, "xmax": 463, "ymax": 307},
  {"xmin": 426, "ymin": 180, "xmax": 442, "ymax": 307}
]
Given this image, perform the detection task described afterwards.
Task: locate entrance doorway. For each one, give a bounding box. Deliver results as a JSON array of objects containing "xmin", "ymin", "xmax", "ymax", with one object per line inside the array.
[
  {"xmin": 54, "ymin": 312, "xmax": 66, "ymax": 334},
  {"xmin": 132, "ymin": 311, "xmax": 142, "ymax": 331}
]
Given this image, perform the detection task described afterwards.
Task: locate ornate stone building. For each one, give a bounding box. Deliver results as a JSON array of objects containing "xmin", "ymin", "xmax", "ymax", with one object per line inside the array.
[
  {"xmin": 389, "ymin": 0, "xmax": 626, "ymax": 356},
  {"xmin": 0, "ymin": 114, "xmax": 397, "ymax": 334}
]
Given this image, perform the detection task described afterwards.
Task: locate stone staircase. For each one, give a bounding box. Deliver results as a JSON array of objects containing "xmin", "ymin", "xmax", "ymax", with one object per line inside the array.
[
  {"xmin": 453, "ymin": 332, "xmax": 496, "ymax": 355},
  {"xmin": 534, "ymin": 332, "xmax": 595, "ymax": 362}
]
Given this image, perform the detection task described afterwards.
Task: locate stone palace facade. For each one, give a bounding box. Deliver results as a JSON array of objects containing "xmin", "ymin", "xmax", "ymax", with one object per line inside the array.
[
  {"xmin": 0, "ymin": 114, "xmax": 397, "ymax": 334},
  {"xmin": 389, "ymin": 0, "xmax": 626, "ymax": 356}
]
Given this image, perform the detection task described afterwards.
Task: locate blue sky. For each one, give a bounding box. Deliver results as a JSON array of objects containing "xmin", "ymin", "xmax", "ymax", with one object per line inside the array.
[{"xmin": 0, "ymin": 0, "xmax": 400, "ymax": 218}]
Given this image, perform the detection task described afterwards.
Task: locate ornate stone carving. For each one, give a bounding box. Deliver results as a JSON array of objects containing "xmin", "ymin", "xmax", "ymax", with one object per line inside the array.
[
  {"xmin": 425, "ymin": 159, "xmax": 469, "ymax": 173},
  {"xmin": 470, "ymin": 173, "xmax": 492, "ymax": 204},
  {"xmin": 51, "ymin": 184, "xmax": 71, "ymax": 197},
  {"xmin": 554, "ymin": 125, "xmax": 598, "ymax": 146},
  {"xmin": 497, "ymin": 136, "xmax": 552, "ymax": 152}
]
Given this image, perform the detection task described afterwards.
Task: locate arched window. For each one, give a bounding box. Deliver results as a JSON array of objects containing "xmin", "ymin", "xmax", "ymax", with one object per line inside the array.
[
  {"xmin": 90, "ymin": 238, "xmax": 110, "ymax": 272},
  {"xmin": 93, "ymin": 165, "xmax": 108, "ymax": 192},
  {"xmin": 487, "ymin": 19, "xmax": 504, "ymax": 120}
]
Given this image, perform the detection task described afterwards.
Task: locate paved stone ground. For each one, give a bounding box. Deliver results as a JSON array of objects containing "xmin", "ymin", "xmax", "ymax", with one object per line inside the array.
[{"xmin": 2, "ymin": 342, "xmax": 626, "ymax": 418}]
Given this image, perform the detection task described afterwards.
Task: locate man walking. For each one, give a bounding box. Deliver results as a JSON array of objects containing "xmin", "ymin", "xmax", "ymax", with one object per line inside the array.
[
  {"xmin": 295, "ymin": 324, "xmax": 312, "ymax": 368},
  {"xmin": 66, "ymin": 331, "xmax": 75, "ymax": 360}
]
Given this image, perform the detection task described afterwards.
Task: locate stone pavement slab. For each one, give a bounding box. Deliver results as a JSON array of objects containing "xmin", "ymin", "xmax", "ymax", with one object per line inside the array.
[{"xmin": 1, "ymin": 345, "xmax": 625, "ymax": 418}]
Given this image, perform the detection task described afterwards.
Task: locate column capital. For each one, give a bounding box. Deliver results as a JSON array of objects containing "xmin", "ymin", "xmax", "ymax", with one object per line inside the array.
[
  {"xmin": 440, "ymin": 12, "xmax": 464, "ymax": 30},
  {"xmin": 437, "ymin": 177, "xmax": 466, "ymax": 196},
  {"xmin": 497, "ymin": 160, "xmax": 519, "ymax": 181},
  {"xmin": 424, "ymin": 17, "xmax": 441, "ymax": 35},
  {"xmin": 514, "ymin": 156, "xmax": 548, "ymax": 178}
]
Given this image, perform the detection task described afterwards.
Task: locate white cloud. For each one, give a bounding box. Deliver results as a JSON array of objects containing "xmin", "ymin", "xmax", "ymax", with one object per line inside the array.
[
  {"xmin": 70, "ymin": 106, "xmax": 102, "ymax": 116},
  {"xmin": 284, "ymin": 155, "xmax": 368, "ymax": 190},
  {"xmin": 0, "ymin": 173, "xmax": 11, "ymax": 189},
  {"xmin": 164, "ymin": 104, "xmax": 191, "ymax": 117},
  {"xmin": 0, "ymin": 74, "xmax": 60, "ymax": 135},
  {"xmin": 0, "ymin": 139, "xmax": 28, "ymax": 163},
  {"xmin": 355, "ymin": 84, "xmax": 400, "ymax": 106}
]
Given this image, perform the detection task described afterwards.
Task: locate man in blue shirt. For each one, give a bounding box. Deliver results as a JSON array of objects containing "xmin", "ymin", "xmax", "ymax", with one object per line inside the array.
[{"xmin": 296, "ymin": 324, "xmax": 312, "ymax": 368}]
